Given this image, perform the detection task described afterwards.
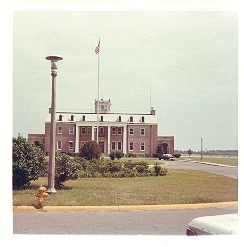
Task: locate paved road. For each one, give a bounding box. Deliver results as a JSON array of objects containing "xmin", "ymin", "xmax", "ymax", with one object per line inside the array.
[
  {"xmin": 13, "ymin": 206, "xmax": 237, "ymax": 235},
  {"xmin": 157, "ymin": 160, "xmax": 238, "ymax": 179}
]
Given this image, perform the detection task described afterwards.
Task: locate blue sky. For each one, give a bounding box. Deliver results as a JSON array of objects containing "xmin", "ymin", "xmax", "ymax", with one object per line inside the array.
[{"xmin": 1, "ymin": 2, "xmax": 239, "ymax": 152}]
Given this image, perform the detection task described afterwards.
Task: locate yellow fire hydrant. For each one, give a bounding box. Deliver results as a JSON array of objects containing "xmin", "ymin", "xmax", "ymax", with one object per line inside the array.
[{"xmin": 34, "ymin": 185, "xmax": 49, "ymax": 208}]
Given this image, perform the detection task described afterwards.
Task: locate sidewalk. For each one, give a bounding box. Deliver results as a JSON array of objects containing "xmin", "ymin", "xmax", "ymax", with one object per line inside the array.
[
  {"xmin": 179, "ymin": 159, "xmax": 236, "ymax": 167},
  {"xmin": 13, "ymin": 201, "xmax": 238, "ymax": 212}
]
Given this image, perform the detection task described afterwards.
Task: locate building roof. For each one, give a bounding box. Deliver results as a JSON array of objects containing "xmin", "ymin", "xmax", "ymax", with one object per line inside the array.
[{"xmin": 45, "ymin": 112, "xmax": 158, "ymax": 124}]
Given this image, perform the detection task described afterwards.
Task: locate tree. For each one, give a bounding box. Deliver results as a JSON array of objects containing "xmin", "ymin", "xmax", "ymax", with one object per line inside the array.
[
  {"xmin": 55, "ymin": 152, "xmax": 81, "ymax": 188},
  {"xmin": 188, "ymin": 149, "xmax": 193, "ymax": 156},
  {"xmin": 34, "ymin": 140, "xmax": 44, "ymax": 152},
  {"xmin": 156, "ymin": 141, "xmax": 164, "ymax": 157},
  {"xmin": 79, "ymin": 140, "xmax": 101, "ymax": 160},
  {"xmin": 12, "ymin": 135, "xmax": 46, "ymax": 189}
]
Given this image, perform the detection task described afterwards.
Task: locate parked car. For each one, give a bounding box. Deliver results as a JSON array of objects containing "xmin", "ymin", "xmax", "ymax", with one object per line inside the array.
[
  {"xmin": 158, "ymin": 154, "xmax": 176, "ymax": 161},
  {"xmin": 186, "ymin": 213, "xmax": 238, "ymax": 235}
]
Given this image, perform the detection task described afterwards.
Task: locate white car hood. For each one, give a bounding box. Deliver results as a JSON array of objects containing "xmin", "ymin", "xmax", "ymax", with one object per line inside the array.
[{"xmin": 188, "ymin": 213, "xmax": 238, "ymax": 235}]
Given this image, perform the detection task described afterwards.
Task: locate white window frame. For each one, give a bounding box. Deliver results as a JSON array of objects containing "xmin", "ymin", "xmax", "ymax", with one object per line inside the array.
[
  {"xmin": 140, "ymin": 128, "xmax": 145, "ymax": 136},
  {"xmin": 81, "ymin": 127, "xmax": 86, "ymax": 135},
  {"xmin": 117, "ymin": 141, "xmax": 122, "ymax": 150},
  {"xmin": 69, "ymin": 127, "xmax": 74, "ymax": 134},
  {"xmin": 112, "ymin": 127, "xmax": 116, "ymax": 135},
  {"xmin": 57, "ymin": 141, "xmax": 62, "ymax": 150},
  {"xmin": 117, "ymin": 127, "xmax": 122, "ymax": 135},
  {"xmin": 58, "ymin": 126, "xmax": 62, "ymax": 134},
  {"xmin": 87, "ymin": 127, "xmax": 91, "ymax": 135},
  {"xmin": 140, "ymin": 142, "xmax": 145, "ymax": 151},
  {"xmin": 111, "ymin": 141, "xmax": 116, "ymax": 150},
  {"xmin": 69, "ymin": 141, "xmax": 74, "ymax": 151}
]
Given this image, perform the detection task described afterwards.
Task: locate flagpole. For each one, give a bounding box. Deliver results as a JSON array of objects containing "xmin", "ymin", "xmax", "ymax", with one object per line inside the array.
[
  {"xmin": 96, "ymin": 39, "xmax": 100, "ymax": 143},
  {"xmin": 97, "ymin": 52, "xmax": 99, "ymax": 143}
]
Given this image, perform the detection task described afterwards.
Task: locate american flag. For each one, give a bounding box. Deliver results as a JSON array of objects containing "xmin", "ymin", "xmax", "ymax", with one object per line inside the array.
[{"xmin": 95, "ymin": 40, "xmax": 100, "ymax": 54}]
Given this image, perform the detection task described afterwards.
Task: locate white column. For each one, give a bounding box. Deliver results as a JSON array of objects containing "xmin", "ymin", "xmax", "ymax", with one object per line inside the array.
[
  {"xmin": 107, "ymin": 126, "xmax": 111, "ymax": 154},
  {"xmin": 123, "ymin": 125, "xmax": 127, "ymax": 154},
  {"xmin": 91, "ymin": 126, "xmax": 95, "ymax": 140},
  {"xmin": 75, "ymin": 125, "xmax": 79, "ymax": 152}
]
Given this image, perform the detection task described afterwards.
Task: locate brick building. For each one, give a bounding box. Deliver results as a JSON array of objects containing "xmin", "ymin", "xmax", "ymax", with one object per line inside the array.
[{"xmin": 28, "ymin": 99, "xmax": 174, "ymax": 156}]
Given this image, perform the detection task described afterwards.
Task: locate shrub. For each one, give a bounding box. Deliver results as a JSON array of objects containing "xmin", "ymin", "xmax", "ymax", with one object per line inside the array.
[
  {"xmin": 115, "ymin": 151, "xmax": 124, "ymax": 160},
  {"xmin": 153, "ymin": 164, "xmax": 162, "ymax": 176},
  {"xmin": 109, "ymin": 152, "xmax": 116, "ymax": 160},
  {"xmin": 12, "ymin": 135, "xmax": 46, "ymax": 190},
  {"xmin": 55, "ymin": 152, "xmax": 81, "ymax": 188},
  {"xmin": 108, "ymin": 162, "xmax": 122, "ymax": 173},
  {"xmin": 79, "ymin": 141, "xmax": 101, "ymax": 160},
  {"xmin": 127, "ymin": 153, "xmax": 137, "ymax": 158},
  {"xmin": 160, "ymin": 167, "xmax": 168, "ymax": 176},
  {"xmin": 123, "ymin": 160, "xmax": 135, "ymax": 169}
]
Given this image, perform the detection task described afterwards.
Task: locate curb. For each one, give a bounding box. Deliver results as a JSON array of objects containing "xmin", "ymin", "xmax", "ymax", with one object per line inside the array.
[
  {"xmin": 179, "ymin": 160, "xmax": 237, "ymax": 167},
  {"xmin": 13, "ymin": 201, "xmax": 238, "ymax": 212}
]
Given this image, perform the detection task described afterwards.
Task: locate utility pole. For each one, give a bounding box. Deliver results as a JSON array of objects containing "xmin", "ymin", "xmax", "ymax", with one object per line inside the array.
[
  {"xmin": 201, "ymin": 137, "xmax": 203, "ymax": 160},
  {"xmin": 45, "ymin": 55, "xmax": 63, "ymax": 194}
]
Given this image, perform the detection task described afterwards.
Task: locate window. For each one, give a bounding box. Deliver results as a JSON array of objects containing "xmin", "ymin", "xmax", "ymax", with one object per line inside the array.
[
  {"xmin": 129, "ymin": 128, "xmax": 134, "ymax": 135},
  {"xmin": 141, "ymin": 116, "xmax": 145, "ymax": 122},
  {"xmin": 81, "ymin": 127, "xmax": 86, "ymax": 135},
  {"xmin": 69, "ymin": 127, "xmax": 74, "ymax": 134},
  {"xmin": 140, "ymin": 142, "xmax": 145, "ymax": 151},
  {"xmin": 118, "ymin": 127, "xmax": 122, "ymax": 135},
  {"xmin": 57, "ymin": 141, "xmax": 62, "ymax": 150},
  {"xmin": 99, "ymin": 127, "xmax": 104, "ymax": 134},
  {"xmin": 59, "ymin": 115, "xmax": 63, "ymax": 121},
  {"xmin": 87, "ymin": 127, "xmax": 91, "ymax": 135},
  {"xmin": 71, "ymin": 115, "xmax": 74, "ymax": 121},
  {"xmin": 111, "ymin": 141, "xmax": 116, "ymax": 150},
  {"xmin": 129, "ymin": 142, "xmax": 133, "ymax": 151},
  {"xmin": 118, "ymin": 116, "xmax": 121, "ymax": 122},
  {"xmin": 140, "ymin": 128, "xmax": 145, "ymax": 136},
  {"xmin": 82, "ymin": 115, "xmax": 85, "ymax": 121},
  {"xmin": 130, "ymin": 116, "xmax": 133, "ymax": 122},
  {"xmin": 58, "ymin": 127, "xmax": 62, "ymax": 134},
  {"xmin": 100, "ymin": 116, "xmax": 104, "ymax": 122},
  {"xmin": 69, "ymin": 141, "xmax": 74, "ymax": 150},
  {"xmin": 117, "ymin": 142, "xmax": 122, "ymax": 150},
  {"xmin": 112, "ymin": 127, "xmax": 116, "ymax": 135}
]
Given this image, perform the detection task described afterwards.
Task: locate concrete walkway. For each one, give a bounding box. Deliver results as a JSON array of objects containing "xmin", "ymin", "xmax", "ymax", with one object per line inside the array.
[
  {"xmin": 179, "ymin": 159, "xmax": 237, "ymax": 167},
  {"xmin": 13, "ymin": 201, "xmax": 238, "ymax": 212}
]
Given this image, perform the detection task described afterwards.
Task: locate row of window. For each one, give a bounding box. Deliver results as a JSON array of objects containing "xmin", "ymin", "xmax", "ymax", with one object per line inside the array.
[
  {"xmin": 110, "ymin": 141, "xmax": 145, "ymax": 151},
  {"xmin": 58, "ymin": 115, "xmax": 146, "ymax": 123},
  {"xmin": 57, "ymin": 126, "xmax": 147, "ymax": 136},
  {"xmin": 57, "ymin": 140, "xmax": 74, "ymax": 151},
  {"xmin": 57, "ymin": 126, "xmax": 74, "ymax": 134},
  {"xmin": 56, "ymin": 140, "xmax": 145, "ymax": 152}
]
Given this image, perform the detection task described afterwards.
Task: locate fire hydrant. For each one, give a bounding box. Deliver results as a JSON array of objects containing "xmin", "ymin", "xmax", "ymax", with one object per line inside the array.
[{"xmin": 34, "ymin": 185, "xmax": 49, "ymax": 208}]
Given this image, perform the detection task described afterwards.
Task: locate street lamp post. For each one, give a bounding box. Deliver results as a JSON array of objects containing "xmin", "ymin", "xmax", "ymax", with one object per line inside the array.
[{"xmin": 46, "ymin": 55, "xmax": 63, "ymax": 194}]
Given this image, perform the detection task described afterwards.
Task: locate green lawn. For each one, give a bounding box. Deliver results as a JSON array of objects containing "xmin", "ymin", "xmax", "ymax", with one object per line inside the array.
[
  {"xmin": 13, "ymin": 169, "xmax": 237, "ymax": 207},
  {"xmin": 179, "ymin": 156, "xmax": 238, "ymax": 166}
]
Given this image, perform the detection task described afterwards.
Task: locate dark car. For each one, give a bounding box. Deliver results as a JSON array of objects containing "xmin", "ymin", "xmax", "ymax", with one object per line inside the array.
[{"xmin": 158, "ymin": 154, "xmax": 176, "ymax": 161}]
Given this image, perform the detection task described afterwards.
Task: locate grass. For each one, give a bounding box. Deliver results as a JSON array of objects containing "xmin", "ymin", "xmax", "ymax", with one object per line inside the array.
[
  {"xmin": 13, "ymin": 169, "xmax": 238, "ymax": 206},
  {"xmin": 179, "ymin": 156, "xmax": 238, "ymax": 166}
]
